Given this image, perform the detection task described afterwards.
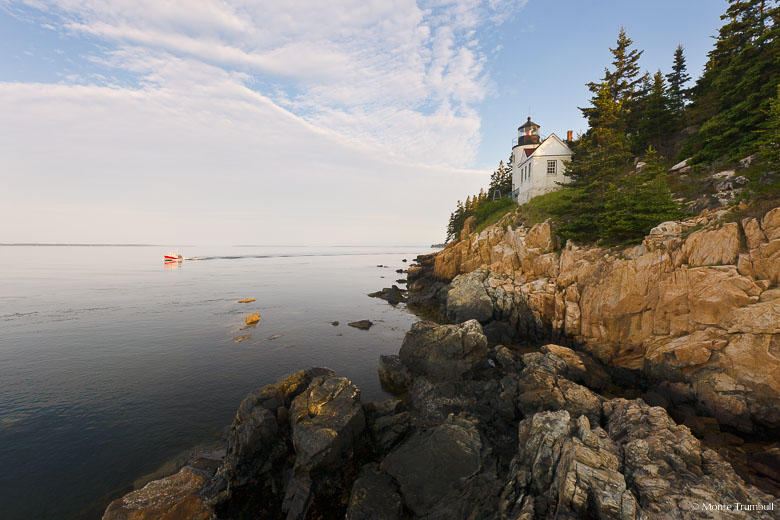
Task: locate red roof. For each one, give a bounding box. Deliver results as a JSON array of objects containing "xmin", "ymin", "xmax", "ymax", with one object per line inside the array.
[{"xmin": 524, "ymin": 147, "xmax": 538, "ymax": 157}]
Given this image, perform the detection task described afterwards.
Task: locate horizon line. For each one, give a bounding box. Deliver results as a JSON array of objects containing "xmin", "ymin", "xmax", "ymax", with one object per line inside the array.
[{"xmin": 0, "ymin": 243, "xmax": 439, "ymax": 248}]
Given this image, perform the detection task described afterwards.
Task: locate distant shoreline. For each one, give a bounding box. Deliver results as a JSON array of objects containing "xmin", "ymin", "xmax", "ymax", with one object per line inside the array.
[
  {"xmin": 1, "ymin": 243, "xmax": 439, "ymax": 248},
  {"xmin": 0, "ymin": 243, "xmax": 160, "ymax": 247}
]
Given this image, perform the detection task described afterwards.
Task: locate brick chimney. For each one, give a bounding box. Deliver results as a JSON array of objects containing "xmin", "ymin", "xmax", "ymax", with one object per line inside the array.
[{"xmin": 566, "ymin": 130, "xmax": 573, "ymax": 141}]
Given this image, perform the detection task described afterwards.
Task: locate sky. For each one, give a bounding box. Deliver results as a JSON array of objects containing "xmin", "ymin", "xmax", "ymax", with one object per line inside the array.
[{"xmin": 0, "ymin": 0, "xmax": 725, "ymax": 246}]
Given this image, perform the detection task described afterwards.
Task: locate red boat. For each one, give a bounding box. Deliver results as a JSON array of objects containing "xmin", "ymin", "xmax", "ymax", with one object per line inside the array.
[{"xmin": 164, "ymin": 253, "xmax": 183, "ymax": 262}]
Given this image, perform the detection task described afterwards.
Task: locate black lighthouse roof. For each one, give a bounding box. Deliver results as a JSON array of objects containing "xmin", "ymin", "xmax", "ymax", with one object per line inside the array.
[{"xmin": 518, "ymin": 116, "xmax": 539, "ymax": 130}]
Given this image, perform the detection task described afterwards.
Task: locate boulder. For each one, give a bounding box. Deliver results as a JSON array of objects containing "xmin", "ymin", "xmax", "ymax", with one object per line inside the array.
[
  {"xmin": 103, "ymin": 468, "xmax": 212, "ymax": 520},
  {"xmin": 739, "ymin": 154, "xmax": 758, "ymax": 168},
  {"xmin": 525, "ymin": 219, "xmax": 557, "ymax": 252},
  {"xmin": 283, "ymin": 375, "xmax": 365, "ymax": 519},
  {"xmin": 669, "ymin": 158, "xmax": 690, "ymax": 172},
  {"xmin": 381, "ymin": 414, "xmax": 483, "ymax": 517},
  {"xmin": 762, "ymin": 207, "xmax": 780, "ymax": 240},
  {"xmin": 461, "ymin": 215, "xmax": 476, "ymax": 240},
  {"xmin": 742, "ymin": 217, "xmax": 768, "ymax": 249},
  {"xmin": 554, "ymin": 415, "xmax": 638, "ymax": 519},
  {"xmin": 515, "ymin": 357, "xmax": 603, "ymax": 427},
  {"xmin": 200, "ymin": 368, "xmax": 365, "ymax": 519},
  {"xmin": 682, "ymin": 223, "xmax": 739, "ymax": 266},
  {"xmin": 245, "ymin": 313, "xmax": 261, "ymax": 325},
  {"xmin": 215, "ymin": 369, "xmax": 327, "ymax": 491},
  {"xmin": 446, "ymin": 270, "xmax": 494, "ymax": 323},
  {"xmin": 377, "ymin": 354, "xmax": 412, "ymax": 394},
  {"xmin": 725, "ymin": 299, "xmax": 780, "ymax": 334},
  {"xmin": 367, "ymin": 409, "xmax": 412, "ymax": 455},
  {"xmin": 649, "ymin": 220, "xmax": 682, "ymax": 237},
  {"xmin": 500, "ymin": 400, "xmax": 776, "ymax": 519},
  {"xmin": 750, "ymin": 239, "xmax": 780, "ymax": 283},
  {"xmin": 288, "ymin": 374, "xmax": 365, "ymax": 472},
  {"xmin": 604, "ymin": 398, "xmax": 775, "ymax": 518},
  {"xmin": 540, "ymin": 344, "xmax": 611, "ymax": 390},
  {"xmin": 399, "ymin": 320, "xmax": 488, "ymax": 381},
  {"xmin": 348, "ymin": 320, "xmax": 373, "ymax": 330},
  {"xmin": 500, "ymin": 410, "xmax": 636, "ymax": 519},
  {"xmin": 345, "ymin": 465, "xmax": 402, "ymax": 520},
  {"xmin": 499, "ymin": 410, "xmax": 575, "ymax": 517},
  {"xmin": 368, "ymin": 285, "xmax": 406, "ymax": 305}
]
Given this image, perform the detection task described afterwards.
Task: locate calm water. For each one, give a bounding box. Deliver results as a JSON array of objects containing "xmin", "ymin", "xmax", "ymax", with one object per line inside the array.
[{"xmin": 0, "ymin": 245, "xmax": 431, "ymax": 520}]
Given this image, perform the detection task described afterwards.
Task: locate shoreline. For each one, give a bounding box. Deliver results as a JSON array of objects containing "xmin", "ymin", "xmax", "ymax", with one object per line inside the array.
[{"xmin": 102, "ymin": 204, "xmax": 780, "ymax": 517}]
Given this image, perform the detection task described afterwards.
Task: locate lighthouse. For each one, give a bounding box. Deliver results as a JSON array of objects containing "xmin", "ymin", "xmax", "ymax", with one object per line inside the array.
[{"xmin": 510, "ymin": 117, "xmax": 573, "ymax": 204}]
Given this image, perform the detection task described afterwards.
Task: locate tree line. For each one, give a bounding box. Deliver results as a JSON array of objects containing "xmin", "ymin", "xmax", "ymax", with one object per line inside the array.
[
  {"xmin": 446, "ymin": 160, "xmax": 512, "ymax": 242},
  {"xmin": 445, "ymin": 0, "xmax": 779, "ymax": 245},
  {"xmin": 554, "ymin": 0, "xmax": 778, "ymax": 244},
  {"xmin": 551, "ymin": 26, "xmax": 685, "ymax": 244}
]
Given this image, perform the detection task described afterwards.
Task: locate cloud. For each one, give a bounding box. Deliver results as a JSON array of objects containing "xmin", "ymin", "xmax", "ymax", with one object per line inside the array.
[
  {"xmin": 6, "ymin": 0, "xmax": 525, "ymax": 164},
  {"xmin": 0, "ymin": 0, "xmax": 527, "ymax": 244}
]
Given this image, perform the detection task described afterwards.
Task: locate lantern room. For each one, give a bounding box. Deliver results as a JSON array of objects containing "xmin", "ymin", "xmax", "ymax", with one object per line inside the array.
[{"xmin": 517, "ymin": 117, "xmax": 540, "ymax": 146}]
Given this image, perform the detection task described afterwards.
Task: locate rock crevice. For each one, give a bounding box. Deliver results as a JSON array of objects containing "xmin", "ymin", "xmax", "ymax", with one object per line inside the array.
[{"xmin": 422, "ymin": 205, "xmax": 780, "ymax": 435}]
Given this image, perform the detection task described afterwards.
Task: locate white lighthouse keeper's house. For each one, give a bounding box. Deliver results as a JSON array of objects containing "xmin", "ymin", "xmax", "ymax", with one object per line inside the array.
[{"xmin": 510, "ymin": 117, "xmax": 573, "ymax": 204}]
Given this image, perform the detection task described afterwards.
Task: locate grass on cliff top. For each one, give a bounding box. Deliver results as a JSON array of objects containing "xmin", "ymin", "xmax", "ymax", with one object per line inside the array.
[
  {"xmin": 474, "ymin": 198, "xmax": 517, "ymax": 234},
  {"xmin": 471, "ymin": 190, "xmax": 568, "ymax": 235},
  {"xmin": 514, "ymin": 190, "xmax": 569, "ymax": 228}
]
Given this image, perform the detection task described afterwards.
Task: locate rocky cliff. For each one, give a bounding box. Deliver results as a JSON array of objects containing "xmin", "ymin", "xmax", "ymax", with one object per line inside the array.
[
  {"xmin": 422, "ymin": 204, "xmax": 780, "ymax": 437},
  {"xmin": 101, "ymin": 203, "xmax": 779, "ymax": 519},
  {"xmin": 103, "ymin": 321, "xmax": 777, "ymax": 520}
]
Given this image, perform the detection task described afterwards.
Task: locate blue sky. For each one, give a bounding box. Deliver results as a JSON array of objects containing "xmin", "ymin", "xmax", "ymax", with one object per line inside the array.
[{"xmin": 0, "ymin": 1, "xmax": 725, "ymax": 245}]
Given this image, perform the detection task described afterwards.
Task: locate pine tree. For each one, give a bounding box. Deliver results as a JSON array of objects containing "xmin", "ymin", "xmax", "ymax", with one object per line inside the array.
[
  {"xmin": 639, "ymin": 70, "xmax": 673, "ymax": 149},
  {"xmin": 757, "ymin": 84, "xmax": 780, "ymax": 168},
  {"xmin": 666, "ymin": 44, "xmax": 691, "ymax": 113},
  {"xmin": 582, "ymin": 28, "xmax": 645, "ymax": 138},
  {"xmin": 554, "ymin": 82, "xmax": 633, "ymax": 242},
  {"xmin": 605, "ymin": 27, "xmax": 645, "ymax": 104},
  {"xmin": 686, "ymin": 0, "xmax": 780, "ymax": 160},
  {"xmin": 446, "ymin": 200, "xmax": 466, "ymax": 242},
  {"xmin": 477, "ymin": 188, "xmax": 488, "ymax": 206},
  {"xmin": 489, "ymin": 160, "xmax": 513, "ymax": 198},
  {"xmin": 600, "ymin": 147, "xmax": 681, "ymax": 244}
]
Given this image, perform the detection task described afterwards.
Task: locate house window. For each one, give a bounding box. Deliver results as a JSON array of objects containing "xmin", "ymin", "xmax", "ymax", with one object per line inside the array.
[{"xmin": 547, "ymin": 160, "xmax": 557, "ymax": 175}]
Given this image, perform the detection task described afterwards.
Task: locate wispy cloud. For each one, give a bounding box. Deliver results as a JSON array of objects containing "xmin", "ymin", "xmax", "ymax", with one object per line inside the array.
[
  {"xmin": 0, "ymin": 0, "xmax": 528, "ymax": 244},
  {"xmin": 6, "ymin": 0, "xmax": 527, "ymax": 166}
]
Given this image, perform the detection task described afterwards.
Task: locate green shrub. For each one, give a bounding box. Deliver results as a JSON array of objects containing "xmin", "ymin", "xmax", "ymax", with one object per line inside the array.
[{"xmin": 474, "ymin": 198, "xmax": 516, "ymax": 233}]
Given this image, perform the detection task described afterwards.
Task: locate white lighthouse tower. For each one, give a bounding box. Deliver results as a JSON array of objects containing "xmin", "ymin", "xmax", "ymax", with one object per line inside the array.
[{"xmin": 510, "ymin": 117, "xmax": 573, "ymax": 204}]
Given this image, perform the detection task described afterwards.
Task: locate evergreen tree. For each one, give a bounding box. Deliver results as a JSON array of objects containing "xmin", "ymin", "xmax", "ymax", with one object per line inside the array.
[
  {"xmin": 686, "ymin": 0, "xmax": 780, "ymax": 160},
  {"xmin": 477, "ymin": 188, "xmax": 488, "ymax": 207},
  {"xmin": 555, "ymin": 82, "xmax": 634, "ymax": 242},
  {"xmin": 605, "ymin": 27, "xmax": 645, "ymax": 105},
  {"xmin": 666, "ymin": 44, "xmax": 691, "ymax": 113},
  {"xmin": 629, "ymin": 72, "xmax": 652, "ymax": 151},
  {"xmin": 601, "ymin": 147, "xmax": 681, "ymax": 244},
  {"xmin": 582, "ymin": 28, "xmax": 645, "ymax": 140},
  {"xmin": 639, "ymin": 70, "xmax": 674, "ymax": 149},
  {"xmin": 757, "ymin": 85, "xmax": 780, "ymax": 167},
  {"xmin": 446, "ymin": 200, "xmax": 466, "ymax": 242},
  {"xmin": 488, "ymin": 160, "xmax": 513, "ymax": 198}
]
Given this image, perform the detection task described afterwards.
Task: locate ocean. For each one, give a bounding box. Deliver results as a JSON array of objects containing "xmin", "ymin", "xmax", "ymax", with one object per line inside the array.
[{"xmin": 0, "ymin": 245, "xmax": 432, "ymax": 519}]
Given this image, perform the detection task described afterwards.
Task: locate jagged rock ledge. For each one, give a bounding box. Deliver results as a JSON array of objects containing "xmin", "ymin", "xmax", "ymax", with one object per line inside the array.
[
  {"xmin": 410, "ymin": 203, "xmax": 780, "ymax": 440},
  {"xmin": 104, "ymin": 320, "xmax": 778, "ymax": 519}
]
